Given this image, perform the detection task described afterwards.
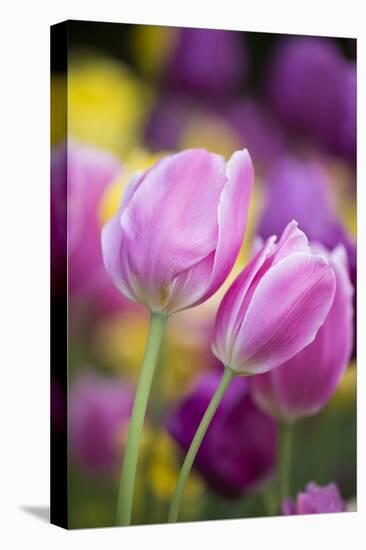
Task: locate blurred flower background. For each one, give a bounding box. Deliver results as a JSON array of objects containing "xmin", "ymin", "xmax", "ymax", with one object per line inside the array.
[{"xmin": 51, "ymin": 22, "xmax": 356, "ymax": 528}]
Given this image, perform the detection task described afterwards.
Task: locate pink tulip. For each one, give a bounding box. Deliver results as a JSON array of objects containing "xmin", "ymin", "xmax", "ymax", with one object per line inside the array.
[
  {"xmin": 249, "ymin": 244, "xmax": 353, "ymax": 422},
  {"xmin": 102, "ymin": 148, "xmax": 253, "ymax": 315},
  {"xmin": 51, "ymin": 138, "xmax": 129, "ymax": 319},
  {"xmin": 282, "ymin": 482, "xmax": 347, "ymax": 514},
  {"xmin": 211, "ymin": 221, "xmax": 336, "ymax": 375}
]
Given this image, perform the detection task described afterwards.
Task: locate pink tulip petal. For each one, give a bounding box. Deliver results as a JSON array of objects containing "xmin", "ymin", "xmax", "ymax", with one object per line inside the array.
[
  {"xmin": 164, "ymin": 252, "xmax": 216, "ymax": 313},
  {"xmin": 169, "ymin": 149, "xmax": 254, "ymax": 314},
  {"xmin": 101, "ymin": 171, "xmax": 160, "ymax": 308},
  {"xmin": 232, "ymin": 223, "xmax": 313, "ymax": 369},
  {"xmin": 248, "ymin": 371, "xmax": 285, "ymax": 420},
  {"xmin": 198, "ymin": 149, "xmax": 254, "ymax": 304},
  {"xmin": 270, "ymin": 220, "xmax": 310, "ymax": 265},
  {"xmin": 232, "ymin": 252, "xmax": 336, "ymax": 374},
  {"xmin": 120, "ymin": 149, "xmax": 227, "ymax": 305},
  {"xmin": 265, "ymin": 245, "xmax": 353, "ymax": 420},
  {"xmin": 212, "ymin": 236, "xmax": 276, "ymax": 365},
  {"xmin": 297, "ymin": 482, "xmax": 347, "ymax": 514},
  {"xmin": 101, "ymin": 209, "xmax": 143, "ymax": 304},
  {"xmin": 214, "ymin": 222, "xmax": 309, "ymax": 354},
  {"xmin": 119, "ymin": 171, "xmax": 144, "ymax": 212}
]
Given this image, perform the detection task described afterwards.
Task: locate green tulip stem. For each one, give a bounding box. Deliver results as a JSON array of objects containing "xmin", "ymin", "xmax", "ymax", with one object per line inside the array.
[
  {"xmin": 116, "ymin": 311, "xmax": 167, "ymax": 526},
  {"xmin": 168, "ymin": 365, "xmax": 235, "ymax": 523},
  {"xmin": 278, "ymin": 422, "xmax": 294, "ymax": 509}
]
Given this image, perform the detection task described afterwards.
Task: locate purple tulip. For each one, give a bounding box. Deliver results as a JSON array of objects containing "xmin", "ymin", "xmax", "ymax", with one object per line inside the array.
[
  {"xmin": 167, "ymin": 27, "xmax": 246, "ymax": 100},
  {"xmin": 257, "ymin": 157, "xmax": 356, "ymax": 285},
  {"xmin": 342, "ymin": 64, "xmax": 357, "ymax": 162},
  {"xmin": 249, "ymin": 244, "xmax": 353, "ymax": 423},
  {"xmin": 211, "ymin": 221, "xmax": 336, "ymax": 375},
  {"xmin": 226, "ymin": 99, "xmax": 288, "ymax": 168},
  {"xmin": 267, "ymin": 36, "xmax": 356, "ymax": 162},
  {"xmin": 144, "ymin": 94, "xmax": 194, "ymax": 152},
  {"xmin": 69, "ymin": 372, "xmax": 134, "ymax": 473},
  {"xmin": 102, "ymin": 148, "xmax": 253, "ymax": 315},
  {"xmin": 51, "ymin": 139, "xmax": 128, "ymax": 317},
  {"xmin": 167, "ymin": 370, "xmax": 276, "ymax": 496},
  {"xmin": 282, "ymin": 482, "xmax": 347, "ymax": 515}
]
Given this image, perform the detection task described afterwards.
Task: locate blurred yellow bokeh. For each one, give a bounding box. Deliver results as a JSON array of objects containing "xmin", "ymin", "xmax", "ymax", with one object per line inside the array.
[
  {"xmin": 67, "ymin": 56, "xmax": 153, "ymax": 155},
  {"xmin": 99, "ymin": 149, "xmax": 165, "ymax": 224},
  {"xmin": 180, "ymin": 113, "xmax": 242, "ymax": 159},
  {"xmin": 131, "ymin": 25, "xmax": 178, "ymax": 78},
  {"xmin": 51, "ymin": 74, "xmax": 67, "ymax": 145},
  {"xmin": 92, "ymin": 308, "xmax": 211, "ymax": 403},
  {"xmin": 330, "ymin": 361, "xmax": 357, "ymax": 409},
  {"xmin": 148, "ymin": 431, "xmax": 203, "ymax": 501}
]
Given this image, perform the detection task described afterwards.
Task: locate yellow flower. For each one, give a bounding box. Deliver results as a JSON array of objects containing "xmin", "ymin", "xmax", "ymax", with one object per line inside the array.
[
  {"xmin": 131, "ymin": 25, "xmax": 178, "ymax": 77},
  {"xmin": 238, "ymin": 179, "xmax": 264, "ymax": 265},
  {"xmin": 115, "ymin": 426, "xmax": 205, "ymax": 523},
  {"xmin": 92, "ymin": 310, "xmax": 149, "ymax": 379},
  {"xmin": 148, "ymin": 431, "xmax": 204, "ymax": 507},
  {"xmin": 115, "ymin": 423, "xmax": 204, "ymax": 522},
  {"xmin": 67, "ymin": 55, "xmax": 153, "ymax": 155},
  {"xmin": 325, "ymin": 159, "xmax": 356, "ymax": 237},
  {"xmin": 180, "ymin": 112, "xmax": 241, "ymax": 158},
  {"xmin": 92, "ymin": 307, "xmax": 211, "ymax": 402},
  {"xmin": 162, "ymin": 312, "xmax": 212, "ymax": 401},
  {"xmin": 330, "ymin": 362, "xmax": 357, "ymax": 409},
  {"xmin": 343, "ymin": 200, "xmax": 357, "ymax": 238},
  {"xmin": 51, "ymin": 74, "xmax": 67, "ymax": 145}
]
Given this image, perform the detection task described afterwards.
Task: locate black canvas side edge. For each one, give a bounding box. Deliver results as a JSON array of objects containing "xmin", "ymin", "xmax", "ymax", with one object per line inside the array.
[{"xmin": 50, "ymin": 20, "xmax": 68, "ymax": 530}]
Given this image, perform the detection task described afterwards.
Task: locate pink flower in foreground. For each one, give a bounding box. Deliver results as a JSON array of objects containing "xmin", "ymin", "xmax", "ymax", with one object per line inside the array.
[
  {"xmin": 249, "ymin": 244, "xmax": 353, "ymax": 422},
  {"xmin": 102, "ymin": 148, "xmax": 253, "ymax": 315},
  {"xmin": 212, "ymin": 221, "xmax": 336, "ymax": 375},
  {"xmin": 282, "ymin": 482, "xmax": 347, "ymax": 515}
]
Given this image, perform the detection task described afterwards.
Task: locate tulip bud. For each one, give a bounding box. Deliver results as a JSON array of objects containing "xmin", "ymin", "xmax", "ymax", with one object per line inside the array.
[
  {"xmin": 102, "ymin": 148, "xmax": 253, "ymax": 315},
  {"xmin": 249, "ymin": 244, "xmax": 353, "ymax": 422},
  {"xmin": 282, "ymin": 481, "xmax": 347, "ymax": 514},
  {"xmin": 212, "ymin": 221, "xmax": 336, "ymax": 375}
]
